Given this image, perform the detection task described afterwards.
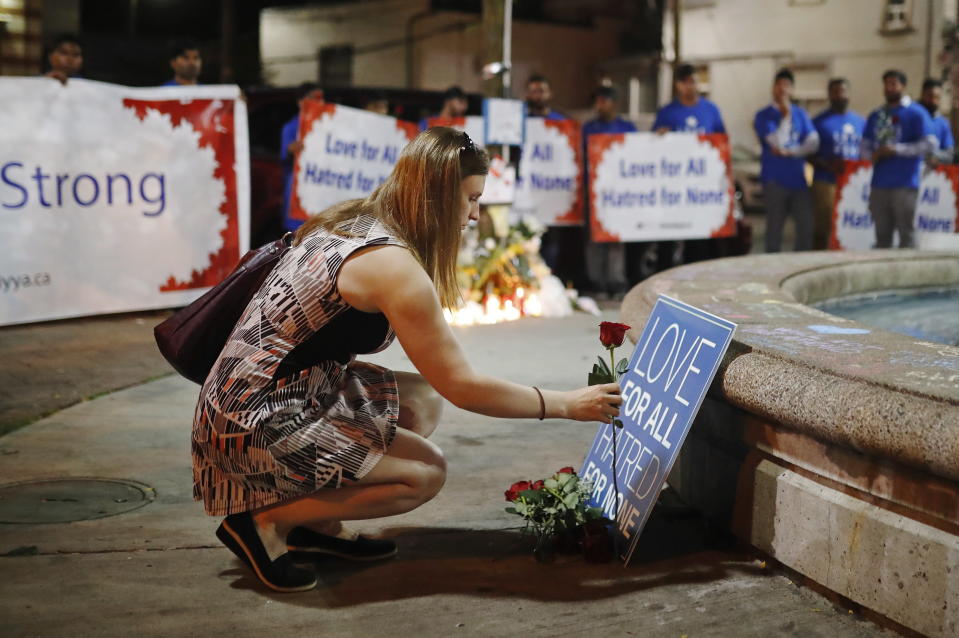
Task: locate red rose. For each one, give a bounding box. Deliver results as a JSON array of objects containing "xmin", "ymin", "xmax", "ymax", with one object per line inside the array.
[
  {"xmin": 531, "ymin": 479, "xmax": 545, "ymax": 490},
  {"xmin": 505, "ymin": 480, "xmax": 531, "ymax": 502},
  {"xmin": 599, "ymin": 321, "xmax": 631, "ymax": 348},
  {"xmin": 557, "ymin": 466, "xmax": 576, "ymax": 475}
]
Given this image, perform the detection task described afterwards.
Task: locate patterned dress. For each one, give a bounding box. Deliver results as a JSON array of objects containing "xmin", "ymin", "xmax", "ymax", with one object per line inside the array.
[{"xmin": 192, "ymin": 215, "xmax": 404, "ymax": 516}]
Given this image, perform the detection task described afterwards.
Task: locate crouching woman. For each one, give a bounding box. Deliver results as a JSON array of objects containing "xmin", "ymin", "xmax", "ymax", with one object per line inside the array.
[{"xmin": 192, "ymin": 127, "xmax": 622, "ymax": 591}]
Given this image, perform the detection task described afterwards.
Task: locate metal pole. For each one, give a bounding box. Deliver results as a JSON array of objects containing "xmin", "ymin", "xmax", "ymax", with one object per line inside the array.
[
  {"xmin": 673, "ymin": 0, "xmax": 681, "ymax": 70},
  {"xmin": 481, "ymin": 0, "xmax": 504, "ymax": 98},
  {"xmin": 923, "ymin": 0, "xmax": 934, "ymax": 80},
  {"xmin": 503, "ymin": 0, "xmax": 512, "ymax": 99},
  {"xmin": 502, "ymin": 0, "xmax": 512, "ymax": 159}
]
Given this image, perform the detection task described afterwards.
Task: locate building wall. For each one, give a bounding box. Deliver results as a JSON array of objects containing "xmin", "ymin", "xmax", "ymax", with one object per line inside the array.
[
  {"xmin": 1, "ymin": 0, "xmax": 43, "ymax": 76},
  {"xmin": 260, "ymin": 0, "xmax": 622, "ymax": 112},
  {"xmin": 665, "ymin": 0, "xmax": 948, "ymax": 152},
  {"xmin": 42, "ymin": 0, "xmax": 79, "ymax": 43}
]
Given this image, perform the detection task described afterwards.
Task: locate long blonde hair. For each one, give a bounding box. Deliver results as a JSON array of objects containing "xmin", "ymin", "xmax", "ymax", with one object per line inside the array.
[{"xmin": 293, "ymin": 127, "xmax": 489, "ymax": 309}]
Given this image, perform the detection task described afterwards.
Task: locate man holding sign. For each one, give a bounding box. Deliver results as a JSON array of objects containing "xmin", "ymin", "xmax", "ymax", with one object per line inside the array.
[
  {"xmin": 651, "ymin": 64, "xmax": 728, "ymax": 269},
  {"xmin": 281, "ymin": 83, "xmax": 324, "ymax": 232},
  {"xmin": 810, "ymin": 78, "xmax": 865, "ymax": 250},
  {"xmin": 583, "ymin": 86, "xmax": 637, "ymax": 298}
]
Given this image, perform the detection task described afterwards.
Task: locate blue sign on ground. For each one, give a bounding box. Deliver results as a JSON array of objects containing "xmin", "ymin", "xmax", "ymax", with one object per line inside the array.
[{"xmin": 580, "ymin": 295, "xmax": 736, "ymax": 564}]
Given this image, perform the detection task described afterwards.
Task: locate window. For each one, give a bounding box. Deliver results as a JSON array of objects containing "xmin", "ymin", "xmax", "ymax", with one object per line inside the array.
[
  {"xmin": 319, "ymin": 45, "xmax": 353, "ymax": 87},
  {"xmin": 881, "ymin": 0, "xmax": 914, "ymax": 34}
]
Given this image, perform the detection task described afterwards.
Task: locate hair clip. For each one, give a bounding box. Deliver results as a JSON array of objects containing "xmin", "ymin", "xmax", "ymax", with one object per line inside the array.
[{"xmin": 459, "ymin": 131, "xmax": 477, "ymax": 154}]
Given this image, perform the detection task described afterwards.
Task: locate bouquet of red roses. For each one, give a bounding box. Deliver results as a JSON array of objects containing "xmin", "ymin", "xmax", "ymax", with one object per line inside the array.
[{"xmin": 504, "ymin": 467, "xmax": 609, "ymax": 562}]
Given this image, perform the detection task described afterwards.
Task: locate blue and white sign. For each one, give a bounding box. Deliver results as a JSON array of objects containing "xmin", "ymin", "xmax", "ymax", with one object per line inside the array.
[
  {"xmin": 580, "ymin": 295, "xmax": 736, "ymax": 564},
  {"xmin": 833, "ymin": 162, "xmax": 959, "ymax": 250},
  {"xmin": 588, "ymin": 132, "xmax": 735, "ymax": 242}
]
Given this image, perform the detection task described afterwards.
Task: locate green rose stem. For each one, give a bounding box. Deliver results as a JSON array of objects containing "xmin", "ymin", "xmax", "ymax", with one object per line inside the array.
[
  {"xmin": 519, "ymin": 494, "xmax": 530, "ymax": 532},
  {"xmin": 607, "ymin": 344, "xmax": 622, "ymax": 528}
]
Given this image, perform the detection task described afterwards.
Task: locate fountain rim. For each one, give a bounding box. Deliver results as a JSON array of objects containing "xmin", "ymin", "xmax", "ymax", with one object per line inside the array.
[{"xmin": 620, "ymin": 250, "xmax": 959, "ymax": 483}]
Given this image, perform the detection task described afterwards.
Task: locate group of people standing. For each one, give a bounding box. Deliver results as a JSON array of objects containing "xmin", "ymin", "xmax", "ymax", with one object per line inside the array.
[
  {"xmin": 559, "ymin": 65, "xmax": 954, "ymax": 297},
  {"xmin": 579, "ymin": 64, "xmax": 729, "ymax": 298},
  {"xmin": 43, "ymin": 33, "xmax": 204, "ymax": 88},
  {"xmin": 271, "ymin": 61, "xmax": 955, "ymax": 298},
  {"xmin": 756, "ymin": 67, "xmax": 952, "ymax": 254}
]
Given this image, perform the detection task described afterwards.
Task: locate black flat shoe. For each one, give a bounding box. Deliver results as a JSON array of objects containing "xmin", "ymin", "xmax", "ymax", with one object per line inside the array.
[
  {"xmin": 216, "ymin": 512, "xmax": 317, "ymax": 593},
  {"xmin": 287, "ymin": 526, "xmax": 398, "ymax": 561}
]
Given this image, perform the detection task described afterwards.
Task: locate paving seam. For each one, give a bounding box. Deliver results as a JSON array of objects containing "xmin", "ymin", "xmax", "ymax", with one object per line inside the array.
[{"xmin": 1, "ymin": 544, "xmax": 222, "ymax": 557}]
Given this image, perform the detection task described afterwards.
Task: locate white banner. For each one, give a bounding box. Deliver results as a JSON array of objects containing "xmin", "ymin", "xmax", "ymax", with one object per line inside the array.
[
  {"xmin": 588, "ymin": 132, "xmax": 736, "ymax": 242},
  {"xmin": 512, "ymin": 118, "xmax": 583, "ymax": 226},
  {"xmin": 832, "ymin": 161, "xmax": 959, "ymax": 250},
  {"xmin": 289, "ymin": 101, "xmax": 418, "ymax": 221},
  {"xmin": 0, "ymin": 78, "xmax": 250, "ymax": 326}
]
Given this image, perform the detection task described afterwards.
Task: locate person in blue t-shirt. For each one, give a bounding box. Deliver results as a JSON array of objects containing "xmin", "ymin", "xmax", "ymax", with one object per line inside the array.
[
  {"xmin": 651, "ymin": 63, "xmax": 728, "ymax": 271},
  {"xmin": 918, "ymin": 78, "xmax": 955, "ymax": 165},
  {"xmin": 162, "ymin": 40, "xmax": 202, "ymax": 87},
  {"xmin": 582, "ymin": 86, "xmax": 638, "ymax": 139},
  {"xmin": 652, "ymin": 65, "xmax": 725, "ymax": 135},
  {"xmin": 754, "ymin": 68, "xmax": 820, "ymax": 252},
  {"xmin": 582, "ymin": 86, "xmax": 637, "ymax": 298},
  {"xmin": 280, "ymin": 83, "xmax": 324, "ymax": 232},
  {"xmin": 525, "ymin": 74, "xmax": 567, "ymax": 121},
  {"xmin": 810, "ymin": 78, "xmax": 865, "ymax": 249},
  {"xmin": 862, "ymin": 69, "xmax": 936, "ymax": 248}
]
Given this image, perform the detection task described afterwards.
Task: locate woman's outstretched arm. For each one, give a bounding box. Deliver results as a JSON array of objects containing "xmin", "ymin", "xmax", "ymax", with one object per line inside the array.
[{"xmin": 338, "ymin": 245, "xmax": 621, "ymax": 424}]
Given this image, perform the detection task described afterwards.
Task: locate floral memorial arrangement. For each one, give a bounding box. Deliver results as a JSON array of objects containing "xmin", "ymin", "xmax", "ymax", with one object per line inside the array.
[
  {"xmin": 503, "ymin": 321, "xmax": 633, "ymax": 563},
  {"xmin": 448, "ymin": 210, "xmax": 601, "ymax": 325},
  {"xmin": 504, "ymin": 467, "xmax": 611, "ymax": 563}
]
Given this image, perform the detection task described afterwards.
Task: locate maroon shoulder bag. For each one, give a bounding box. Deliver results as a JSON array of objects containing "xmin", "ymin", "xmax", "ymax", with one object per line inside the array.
[{"xmin": 154, "ymin": 233, "xmax": 292, "ymax": 384}]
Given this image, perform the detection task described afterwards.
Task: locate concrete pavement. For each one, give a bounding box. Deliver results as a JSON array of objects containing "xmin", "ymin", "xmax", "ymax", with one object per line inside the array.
[
  {"xmin": 0, "ymin": 310, "xmax": 174, "ymax": 437},
  {"xmin": 0, "ymin": 309, "xmax": 894, "ymax": 637}
]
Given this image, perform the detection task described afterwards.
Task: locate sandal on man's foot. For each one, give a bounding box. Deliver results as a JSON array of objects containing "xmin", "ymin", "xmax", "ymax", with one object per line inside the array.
[
  {"xmin": 287, "ymin": 526, "xmax": 398, "ymax": 561},
  {"xmin": 216, "ymin": 512, "xmax": 317, "ymax": 593}
]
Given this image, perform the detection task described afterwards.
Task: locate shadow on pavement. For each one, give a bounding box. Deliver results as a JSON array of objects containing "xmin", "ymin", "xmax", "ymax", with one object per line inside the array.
[{"xmin": 217, "ymin": 512, "xmax": 768, "ymax": 606}]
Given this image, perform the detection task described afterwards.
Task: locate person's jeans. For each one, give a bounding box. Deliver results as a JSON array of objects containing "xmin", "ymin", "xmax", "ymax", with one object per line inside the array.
[
  {"xmin": 867, "ymin": 186, "xmax": 918, "ymax": 248},
  {"xmin": 763, "ymin": 181, "xmax": 813, "ymax": 253}
]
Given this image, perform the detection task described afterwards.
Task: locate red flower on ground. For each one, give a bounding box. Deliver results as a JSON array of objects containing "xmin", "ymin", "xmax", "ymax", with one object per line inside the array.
[
  {"xmin": 531, "ymin": 480, "xmax": 545, "ymax": 490},
  {"xmin": 505, "ymin": 480, "xmax": 531, "ymax": 502},
  {"xmin": 599, "ymin": 321, "xmax": 631, "ymax": 348},
  {"xmin": 557, "ymin": 466, "xmax": 576, "ymax": 475}
]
